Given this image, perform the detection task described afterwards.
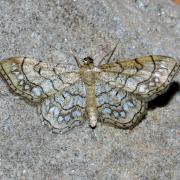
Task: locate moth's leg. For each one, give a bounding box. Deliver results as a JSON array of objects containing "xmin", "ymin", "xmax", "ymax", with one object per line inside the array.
[{"xmin": 98, "ymin": 41, "xmax": 119, "ymax": 65}]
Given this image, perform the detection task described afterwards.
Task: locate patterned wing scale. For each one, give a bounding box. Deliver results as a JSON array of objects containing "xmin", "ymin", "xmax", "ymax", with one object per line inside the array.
[
  {"xmin": 99, "ymin": 56, "xmax": 179, "ymax": 101},
  {"xmin": 96, "ymin": 81, "xmax": 147, "ymax": 128},
  {"xmin": 39, "ymin": 81, "xmax": 86, "ymax": 133},
  {"xmin": 0, "ymin": 57, "xmax": 80, "ymax": 102}
]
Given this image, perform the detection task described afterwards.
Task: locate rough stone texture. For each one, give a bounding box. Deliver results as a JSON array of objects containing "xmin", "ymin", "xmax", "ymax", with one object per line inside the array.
[{"xmin": 0, "ymin": 0, "xmax": 179, "ymax": 179}]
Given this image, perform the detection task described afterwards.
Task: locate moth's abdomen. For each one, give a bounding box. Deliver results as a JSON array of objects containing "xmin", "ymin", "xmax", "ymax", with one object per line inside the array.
[{"xmin": 85, "ymin": 85, "xmax": 98, "ymax": 127}]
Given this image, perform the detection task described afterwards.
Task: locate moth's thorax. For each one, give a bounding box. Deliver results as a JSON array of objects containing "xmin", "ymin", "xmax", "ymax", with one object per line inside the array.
[{"xmin": 80, "ymin": 64, "xmax": 100, "ymax": 86}]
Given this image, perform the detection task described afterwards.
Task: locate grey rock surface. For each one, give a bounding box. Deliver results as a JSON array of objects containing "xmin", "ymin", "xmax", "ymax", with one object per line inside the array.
[{"xmin": 0, "ymin": 0, "xmax": 180, "ymax": 179}]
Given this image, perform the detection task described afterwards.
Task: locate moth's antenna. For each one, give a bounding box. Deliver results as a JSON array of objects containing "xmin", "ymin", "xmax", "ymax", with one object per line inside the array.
[
  {"xmin": 98, "ymin": 40, "xmax": 120, "ymax": 65},
  {"xmin": 98, "ymin": 50, "xmax": 112, "ymax": 65},
  {"xmin": 105, "ymin": 40, "xmax": 119, "ymax": 64},
  {"xmin": 70, "ymin": 49, "xmax": 81, "ymax": 67}
]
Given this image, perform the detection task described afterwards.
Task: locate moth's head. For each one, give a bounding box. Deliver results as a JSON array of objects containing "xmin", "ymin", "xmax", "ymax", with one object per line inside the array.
[{"xmin": 83, "ymin": 56, "xmax": 94, "ymax": 66}]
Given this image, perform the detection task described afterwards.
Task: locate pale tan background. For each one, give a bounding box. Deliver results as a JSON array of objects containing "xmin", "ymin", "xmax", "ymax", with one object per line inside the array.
[{"xmin": 0, "ymin": 0, "xmax": 180, "ymax": 179}]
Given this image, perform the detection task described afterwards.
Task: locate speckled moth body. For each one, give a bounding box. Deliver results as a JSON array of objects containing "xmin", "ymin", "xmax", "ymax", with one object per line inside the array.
[{"xmin": 0, "ymin": 55, "xmax": 179, "ymax": 133}]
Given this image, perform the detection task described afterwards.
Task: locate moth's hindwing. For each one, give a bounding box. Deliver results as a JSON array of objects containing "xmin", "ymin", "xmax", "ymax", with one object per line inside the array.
[
  {"xmin": 99, "ymin": 56, "xmax": 179, "ymax": 101},
  {"xmin": 96, "ymin": 81, "xmax": 147, "ymax": 129},
  {"xmin": 39, "ymin": 81, "xmax": 86, "ymax": 133}
]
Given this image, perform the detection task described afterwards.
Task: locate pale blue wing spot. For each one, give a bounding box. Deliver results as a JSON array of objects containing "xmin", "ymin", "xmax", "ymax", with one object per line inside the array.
[
  {"xmin": 32, "ymin": 87, "xmax": 42, "ymax": 97},
  {"xmin": 104, "ymin": 83, "xmax": 112, "ymax": 91},
  {"xmin": 57, "ymin": 116, "xmax": 64, "ymax": 124},
  {"xmin": 123, "ymin": 100, "xmax": 136, "ymax": 111},
  {"xmin": 49, "ymin": 106, "xmax": 60, "ymax": 118},
  {"xmin": 96, "ymin": 84, "xmax": 102, "ymax": 95},
  {"xmin": 116, "ymin": 93, "xmax": 124, "ymax": 101},
  {"xmin": 32, "ymin": 79, "xmax": 42, "ymax": 84},
  {"xmin": 69, "ymin": 83, "xmax": 86, "ymax": 96},
  {"xmin": 45, "ymin": 100, "xmax": 51, "ymax": 112},
  {"xmin": 72, "ymin": 110, "xmax": 81, "ymax": 118},
  {"xmin": 17, "ymin": 74, "xmax": 24, "ymax": 80},
  {"xmin": 114, "ymin": 112, "xmax": 119, "ymax": 118},
  {"xmin": 45, "ymin": 99, "xmax": 51, "ymax": 106},
  {"xmin": 98, "ymin": 95, "xmax": 106, "ymax": 105},
  {"xmin": 49, "ymin": 106, "xmax": 55, "ymax": 114},
  {"xmin": 63, "ymin": 92, "xmax": 70, "ymax": 99},
  {"xmin": 119, "ymin": 111, "xmax": 126, "ymax": 118},
  {"xmin": 110, "ymin": 90, "xmax": 117, "ymax": 97},
  {"xmin": 63, "ymin": 98, "xmax": 73, "ymax": 109},
  {"xmin": 102, "ymin": 108, "xmax": 111, "ymax": 114},
  {"xmin": 69, "ymin": 86, "xmax": 76, "ymax": 93},
  {"xmin": 102, "ymin": 94, "xmax": 109, "ymax": 103},
  {"xmin": 76, "ymin": 110, "xmax": 81, "ymax": 117},
  {"xmin": 96, "ymin": 82, "xmax": 112, "ymax": 95},
  {"xmin": 127, "ymin": 100, "xmax": 135, "ymax": 108},
  {"xmin": 77, "ymin": 84, "xmax": 86, "ymax": 96},
  {"xmin": 97, "ymin": 94, "xmax": 109, "ymax": 105},
  {"xmin": 64, "ymin": 115, "xmax": 70, "ymax": 122},
  {"xmin": 75, "ymin": 96, "xmax": 85, "ymax": 107},
  {"xmin": 123, "ymin": 103, "xmax": 130, "ymax": 111},
  {"xmin": 42, "ymin": 80, "xmax": 54, "ymax": 93}
]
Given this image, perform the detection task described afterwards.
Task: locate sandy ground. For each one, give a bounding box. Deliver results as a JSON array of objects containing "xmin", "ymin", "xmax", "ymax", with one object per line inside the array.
[{"xmin": 0, "ymin": 0, "xmax": 180, "ymax": 179}]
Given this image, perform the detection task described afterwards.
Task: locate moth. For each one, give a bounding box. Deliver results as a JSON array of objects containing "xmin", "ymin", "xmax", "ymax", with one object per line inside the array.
[{"xmin": 0, "ymin": 52, "xmax": 179, "ymax": 133}]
